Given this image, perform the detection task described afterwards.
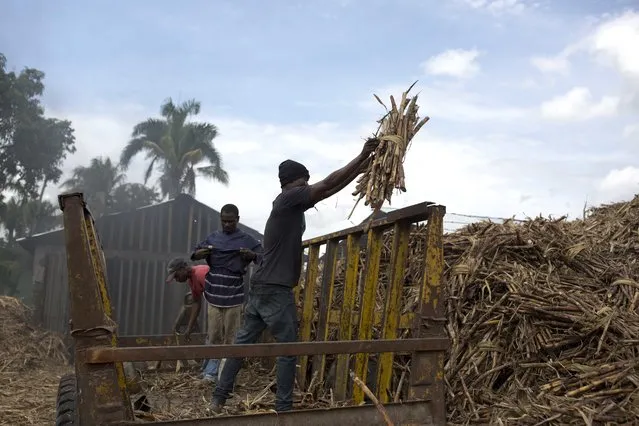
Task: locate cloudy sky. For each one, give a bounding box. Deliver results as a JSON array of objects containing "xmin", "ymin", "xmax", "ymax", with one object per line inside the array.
[{"xmin": 2, "ymin": 0, "xmax": 638, "ymax": 238}]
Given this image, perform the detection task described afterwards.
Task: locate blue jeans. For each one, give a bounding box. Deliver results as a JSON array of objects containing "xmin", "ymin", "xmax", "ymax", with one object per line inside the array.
[
  {"xmin": 200, "ymin": 335, "xmax": 217, "ymax": 378},
  {"xmin": 213, "ymin": 286, "xmax": 297, "ymax": 412},
  {"xmin": 202, "ymin": 358, "xmax": 220, "ymax": 378}
]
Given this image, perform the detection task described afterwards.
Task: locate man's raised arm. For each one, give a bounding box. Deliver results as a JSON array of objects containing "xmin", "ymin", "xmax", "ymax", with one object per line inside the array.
[{"xmin": 308, "ymin": 138, "xmax": 379, "ymax": 205}]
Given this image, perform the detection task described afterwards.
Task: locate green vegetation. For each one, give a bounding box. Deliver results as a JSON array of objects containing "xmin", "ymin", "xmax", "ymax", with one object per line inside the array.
[{"xmin": 0, "ymin": 52, "xmax": 228, "ymax": 296}]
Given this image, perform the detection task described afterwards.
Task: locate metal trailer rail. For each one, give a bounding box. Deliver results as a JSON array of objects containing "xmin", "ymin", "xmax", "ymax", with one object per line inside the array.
[{"xmin": 55, "ymin": 192, "xmax": 448, "ymax": 425}]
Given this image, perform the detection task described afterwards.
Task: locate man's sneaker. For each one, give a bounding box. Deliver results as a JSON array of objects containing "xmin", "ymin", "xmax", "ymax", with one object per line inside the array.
[
  {"xmin": 210, "ymin": 399, "xmax": 224, "ymax": 414},
  {"xmin": 202, "ymin": 374, "xmax": 216, "ymax": 383}
]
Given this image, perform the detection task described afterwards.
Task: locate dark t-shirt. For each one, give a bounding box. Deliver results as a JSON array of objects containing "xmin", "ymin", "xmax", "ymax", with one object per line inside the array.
[{"xmin": 251, "ymin": 186, "xmax": 315, "ymax": 288}]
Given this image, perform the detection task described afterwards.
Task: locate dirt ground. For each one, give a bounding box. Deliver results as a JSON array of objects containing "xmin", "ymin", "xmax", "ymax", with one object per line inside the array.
[
  {"xmin": 0, "ymin": 361, "xmax": 332, "ymax": 425},
  {"xmin": 136, "ymin": 360, "xmax": 336, "ymax": 421},
  {"xmin": 0, "ymin": 364, "xmax": 72, "ymax": 426}
]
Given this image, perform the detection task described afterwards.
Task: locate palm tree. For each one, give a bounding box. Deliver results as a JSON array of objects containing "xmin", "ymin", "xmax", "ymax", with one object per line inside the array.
[
  {"xmin": 108, "ymin": 183, "xmax": 161, "ymax": 213},
  {"xmin": 0, "ymin": 240, "xmax": 31, "ymax": 296},
  {"xmin": 23, "ymin": 199, "xmax": 58, "ymax": 236},
  {"xmin": 0, "ymin": 196, "xmax": 57, "ymax": 295},
  {"xmin": 119, "ymin": 98, "xmax": 228, "ymax": 199},
  {"xmin": 0, "ymin": 198, "xmax": 27, "ymax": 244},
  {"xmin": 61, "ymin": 157, "xmax": 125, "ymax": 217}
]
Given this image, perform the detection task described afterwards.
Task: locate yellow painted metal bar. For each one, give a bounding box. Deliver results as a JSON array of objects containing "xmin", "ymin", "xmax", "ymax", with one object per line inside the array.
[
  {"xmin": 84, "ymin": 211, "xmax": 134, "ymax": 417},
  {"xmin": 85, "ymin": 215, "xmax": 113, "ymax": 318},
  {"xmin": 327, "ymin": 310, "xmax": 414, "ymax": 329},
  {"xmin": 82, "ymin": 207, "xmax": 133, "ymax": 418},
  {"xmin": 300, "ymin": 201, "xmax": 433, "ymax": 248},
  {"xmin": 419, "ymin": 206, "xmax": 445, "ymax": 324},
  {"xmin": 311, "ymin": 240, "xmax": 338, "ymax": 386},
  {"xmin": 376, "ymin": 221, "xmax": 411, "ymax": 403},
  {"xmin": 294, "ymin": 250, "xmax": 304, "ymax": 303},
  {"xmin": 408, "ymin": 205, "xmax": 447, "ymax": 424},
  {"xmin": 335, "ymin": 233, "xmax": 361, "ymax": 400},
  {"xmin": 352, "ymin": 228, "xmax": 383, "ymax": 404},
  {"xmin": 297, "ymin": 243, "xmax": 320, "ymax": 390}
]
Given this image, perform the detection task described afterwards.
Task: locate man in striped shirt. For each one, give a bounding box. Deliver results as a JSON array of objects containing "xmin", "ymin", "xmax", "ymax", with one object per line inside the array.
[{"xmin": 191, "ymin": 204, "xmax": 263, "ymax": 382}]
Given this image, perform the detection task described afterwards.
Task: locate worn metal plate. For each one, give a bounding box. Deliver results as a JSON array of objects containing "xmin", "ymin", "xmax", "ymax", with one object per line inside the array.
[
  {"xmin": 85, "ymin": 338, "xmax": 449, "ymax": 363},
  {"xmin": 117, "ymin": 334, "xmax": 206, "ymax": 347},
  {"xmin": 302, "ymin": 202, "xmax": 436, "ymax": 247},
  {"xmin": 115, "ymin": 400, "xmax": 438, "ymax": 425}
]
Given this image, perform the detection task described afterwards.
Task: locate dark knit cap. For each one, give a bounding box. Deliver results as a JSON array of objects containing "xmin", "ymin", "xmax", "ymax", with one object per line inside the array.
[{"xmin": 278, "ymin": 160, "xmax": 310, "ymax": 187}]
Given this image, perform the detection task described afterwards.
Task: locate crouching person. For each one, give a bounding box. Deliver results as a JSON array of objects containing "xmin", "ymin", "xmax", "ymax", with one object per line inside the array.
[
  {"xmin": 149, "ymin": 290, "xmax": 202, "ymax": 371},
  {"xmin": 165, "ymin": 258, "xmax": 209, "ymax": 373}
]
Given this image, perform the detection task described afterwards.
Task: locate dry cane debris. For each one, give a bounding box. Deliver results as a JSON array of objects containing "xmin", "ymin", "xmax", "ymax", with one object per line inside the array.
[
  {"xmin": 349, "ymin": 82, "xmax": 430, "ymax": 219},
  {"xmin": 0, "ymin": 296, "xmax": 70, "ymax": 426},
  {"xmin": 303, "ymin": 196, "xmax": 639, "ymax": 425},
  {"xmin": 140, "ymin": 363, "xmax": 337, "ymax": 421},
  {"xmin": 3, "ymin": 197, "xmax": 639, "ymax": 425}
]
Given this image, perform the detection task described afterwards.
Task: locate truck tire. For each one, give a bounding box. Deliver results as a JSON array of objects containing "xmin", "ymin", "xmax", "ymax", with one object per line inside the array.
[{"xmin": 55, "ymin": 373, "xmax": 77, "ymax": 425}]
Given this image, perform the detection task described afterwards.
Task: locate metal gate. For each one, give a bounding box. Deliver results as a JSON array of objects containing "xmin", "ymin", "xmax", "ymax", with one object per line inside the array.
[{"xmin": 59, "ymin": 192, "xmax": 448, "ymax": 425}]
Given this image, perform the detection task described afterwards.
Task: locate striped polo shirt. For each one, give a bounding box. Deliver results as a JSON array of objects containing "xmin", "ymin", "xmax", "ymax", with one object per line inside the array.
[{"xmin": 194, "ymin": 229, "xmax": 262, "ymax": 308}]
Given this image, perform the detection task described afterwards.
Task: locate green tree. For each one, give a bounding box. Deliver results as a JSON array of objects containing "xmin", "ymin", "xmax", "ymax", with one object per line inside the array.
[
  {"xmin": 23, "ymin": 199, "xmax": 58, "ymax": 236},
  {"xmin": 108, "ymin": 183, "xmax": 161, "ymax": 213},
  {"xmin": 0, "ymin": 196, "xmax": 58, "ymax": 295},
  {"xmin": 0, "ymin": 53, "xmax": 76, "ymax": 199},
  {"xmin": 0, "ymin": 197, "xmax": 58, "ymax": 243},
  {"xmin": 0, "ymin": 241, "xmax": 31, "ymax": 296},
  {"xmin": 60, "ymin": 156, "xmax": 161, "ymax": 216},
  {"xmin": 61, "ymin": 157, "xmax": 126, "ymax": 217},
  {"xmin": 0, "ymin": 53, "xmax": 75, "ymax": 296},
  {"xmin": 119, "ymin": 98, "xmax": 228, "ymax": 199},
  {"xmin": 0, "ymin": 198, "xmax": 27, "ymax": 245}
]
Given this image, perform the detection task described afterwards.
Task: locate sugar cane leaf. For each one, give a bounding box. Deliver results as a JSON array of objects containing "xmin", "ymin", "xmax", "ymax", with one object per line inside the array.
[
  {"xmin": 380, "ymin": 135, "xmax": 404, "ymax": 144},
  {"xmin": 373, "ymin": 94, "xmax": 388, "ymax": 110}
]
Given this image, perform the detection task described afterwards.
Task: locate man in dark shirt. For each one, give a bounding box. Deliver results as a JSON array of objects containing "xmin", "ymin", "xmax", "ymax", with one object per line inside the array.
[{"xmin": 211, "ymin": 137, "xmax": 379, "ymax": 413}]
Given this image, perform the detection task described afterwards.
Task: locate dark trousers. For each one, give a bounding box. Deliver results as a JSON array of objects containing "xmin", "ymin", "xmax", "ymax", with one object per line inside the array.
[{"xmin": 213, "ymin": 286, "xmax": 297, "ymax": 412}]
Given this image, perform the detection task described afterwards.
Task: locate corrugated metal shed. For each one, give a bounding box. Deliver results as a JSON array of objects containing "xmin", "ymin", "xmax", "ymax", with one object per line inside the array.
[{"xmin": 18, "ymin": 194, "xmax": 264, "ymax": 336}]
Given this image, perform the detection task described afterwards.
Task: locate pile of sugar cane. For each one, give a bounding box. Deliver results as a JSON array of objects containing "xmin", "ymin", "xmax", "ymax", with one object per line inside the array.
[
  {"xmin": 350, "ymin": 82, "xmax": 430, "ymax": 219},
  {"xmin": 300, "ymin": 195, "xmax": 639, "ymax": 425},
  {"xmin": 0, "ymin": 296, "xmax": 71, "ymax": 426},
  {"xmin": 0, "ymin": 296, "xmax": 68, "ymax": 371}
]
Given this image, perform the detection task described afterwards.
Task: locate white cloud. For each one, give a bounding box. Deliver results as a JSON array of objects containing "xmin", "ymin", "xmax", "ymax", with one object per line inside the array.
[
  {"xmin": 589, "ymin": 11, "xmax": 639, "ymax": 80},
  {"xmin": 623, "ymin": 124, "xmax": 639, "ymax": 139},
  {"xmin": 596, "ymin": 166, "xmax": 639, "ymax": 202},
  {"xmin": 460, "ymin": 0, "xmax": 529, "ymax": 15},
  {"xmin": 46, "ymin": 98, "xmax": 623, "ymax": 240},
  {"xmin": 540, "ymin": 87, "xmax": 619, "ymax": 121},
  {"xmin": 359, "ymin": 83, "xmax": 529, "ymax": 123},
  {"xmin": 23, "ymin": 3, "xmax": 639, "ymax": 244},
  {"xmin": 422, "ymin": 49, "xmax": 482, "ymax": 79},
  {"xmin": 528, "ymin": 12, "xmax": 639, "ymax": 116},
  {"xmin": 46, "ymin": 110, "xmax": 378, "ymax": 237},
  {"xmin": 530, "ymin": 55, "xmax": 570, "ymax": 75}
]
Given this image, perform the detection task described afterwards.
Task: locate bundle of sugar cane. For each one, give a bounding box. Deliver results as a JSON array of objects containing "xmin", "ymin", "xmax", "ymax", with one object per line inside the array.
[{"xmin": 348, "ymin": 81, "xmax": 429, "ymax": 219}]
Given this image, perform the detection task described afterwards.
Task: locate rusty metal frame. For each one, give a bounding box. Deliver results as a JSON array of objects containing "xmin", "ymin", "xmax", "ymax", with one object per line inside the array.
[
  {"xmin": 293, "ymin": 201, "xmax": 448, "ymax": 425},
  {"xmin": 83, "ymin": 337, "xmax": 447, "ymax": 363},
  {"xmin": 60, "ymin": 192, "xmax": 448, "ymax": 425},
  {"xmin": 59, "ymin": 193, "xmax": 134, "ymax": 424},
  {"xmin": 301, "ymin": 201, "xmax": 434, "ymax": 246},
  {"xmin": 113, "ymin": 400, "xmax": 434, "ymax": 425},
  {"xmin": 409, "ymin": 204, "xmax": 447, "ymax": 424},
  {"xmin": 117, "ymin": 334, "xmax": 207, "ymax": 347}
]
